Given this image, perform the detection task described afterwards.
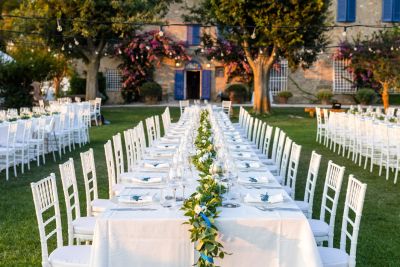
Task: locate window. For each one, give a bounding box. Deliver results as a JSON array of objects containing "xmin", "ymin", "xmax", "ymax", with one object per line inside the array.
[
  {"xmin": 187, "ymin": 25, "xmax": 201, "ymax": 46},
  {"xmin": 382, "ymin": 0, "xmax": 400, "ymax": 22},
  {"xmin": 106, "ymin": 69, "xmax": 122, "ymax": 92},
  {"xmin": 337, "ymin": 0, "xmax": 356, "ymax": 22},
  {"xmin": 269, "ymin": 60, "xmax": 288, "ymax": 96},
  {"xmin": 215, "ymin": 67, "xmax": 224, "ymax": 78},
  {"xmin": 333, "ymin": 59, "xmax": 356, "ymax": 94}
]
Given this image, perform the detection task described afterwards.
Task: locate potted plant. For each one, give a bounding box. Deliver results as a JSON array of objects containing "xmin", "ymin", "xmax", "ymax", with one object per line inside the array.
[
  {"xmin": 316, "ymin": 89, "xmax": 333, "ymax": 105},
  {"xmin": 355, "ymin": 88, "xmax": 377, "ymax": 105},
  {"xmin": 277, "ymin": 91, "xmax": 293, "ymax": 104},
  {"xmin": 139, "ymin": 81, "xmax": 162, "ymax": 104},
  {"xmin": 226, "ymin": 84, "xmax": 247, "ymax": 104}
]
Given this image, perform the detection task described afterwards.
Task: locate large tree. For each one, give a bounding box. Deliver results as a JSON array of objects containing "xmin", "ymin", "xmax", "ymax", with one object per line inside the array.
[
  {"xmin": 8, "ymin": 0, "xmax": 178, "ymax": 100},
  {"xmin": 185, "ymin": 0, "xmax": 329, "ymax": 113}
]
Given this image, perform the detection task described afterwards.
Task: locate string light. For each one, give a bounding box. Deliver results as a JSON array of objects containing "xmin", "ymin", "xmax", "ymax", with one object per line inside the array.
[
  {"xmin": 118, "ymin": 48, "xmax": 122, "ymax": 54},
  {"xmin": 251, "ymin": 28, "xmax": 256, "ymax": 39},
  {"xmin": 68, "ymin": 43, "xmax": 72, "ymax": 49},
  {"xmin": 47, "ymin": 47, "xmax": 51, "ymax": 52},
  {"xmin": 342, "ymin": 27, "xmax": 347, "ymax": 37},
  {"xmin": 158, "ymin": 26, "xmax": 164, "ymax": 37},
  {"xmin": 61, "ymin": 44, "xmax": 65, "ymax": 51},
  {"xmin": 95, "ymin": 51, "xmax": 99, "ymax": 55},
  {"xmin": 74, "ymin": 38, "xmax": 79, "ymax": 45},
  {"xmin": 200, "ymin": 48, "xmax": 205, "ymax": 53},
  {"xmin": 56, "ymin": 18, "xmax": 62, "ymax": 32},
  {"xmin": 206, "ymin": 63, "xmax": 211, "ymax": 68}
]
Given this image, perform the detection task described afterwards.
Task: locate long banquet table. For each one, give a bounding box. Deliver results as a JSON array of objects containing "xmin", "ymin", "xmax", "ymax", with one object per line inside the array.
[{"xmin": 90, "ymin": 106, "xmax": 322, "ymax": 267}]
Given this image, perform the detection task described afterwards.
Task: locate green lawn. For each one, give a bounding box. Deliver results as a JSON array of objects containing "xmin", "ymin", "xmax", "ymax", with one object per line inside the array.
[{"xmin": 0, "ymin": 107, "xmax": 398, "ymax": 266}]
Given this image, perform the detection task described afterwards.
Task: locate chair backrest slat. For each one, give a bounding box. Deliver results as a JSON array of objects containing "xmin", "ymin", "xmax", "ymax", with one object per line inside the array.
[
  {"xmin": 80, "ymin": 148, "xmax": 99, "ymax": 217},
  {"xmin": 104, "ymin": 140, "xmax": 117, "ymax": 198},
  {"xmin": 31, "ymin": 174, "xmax": 63, "ymax": 267},
  {"xmin": 320, "ymin": 160, "xmax": 345, "ymax": 247},
  {"xmin": 339, "ymin": 175, "xmax": 367, "ymax": 267}
]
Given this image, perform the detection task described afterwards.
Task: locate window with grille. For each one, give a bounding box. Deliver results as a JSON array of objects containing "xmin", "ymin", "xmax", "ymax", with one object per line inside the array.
[
  {"xmin": 269, "ymin": 60, "xmax": 288, "ymax": 96},
  {"xmin": 106, "ymin": 69, "xmax": 122, "ymax": 92},
  {"xmin": 333, "ymin": 59, "xmax": 356, "ymax": 94}
]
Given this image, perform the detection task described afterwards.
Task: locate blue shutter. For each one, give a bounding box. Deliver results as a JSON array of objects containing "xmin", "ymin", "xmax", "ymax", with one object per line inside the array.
[
  {"xmin": 201, "ymin": 70, "xmax": 212, "ymax": 100},
  {"xmin": 347, "ymin": 0, "xmax": 356, "ymax": 22},
  {"xmin": 192, "ymin": 25, "xmax": 201, "ymax": 45},
  {"xmin": 394, "ymin": 0, "xmax": 400, "ymax": 21},
  {"xmin": 187, "ymin": 25, "xmax": 201, "ymax": 46},
  {"xmin": 187, "ymin": 26, "xmax": 193, "ymax": 46},
  {"xmin": 174, "ymin": 70, "xmax": 184, "ymax": 100},
  {"xmin": 382, "ymin": 0, "xmax": 394, "ymax": 22},
  {"xmin": 337, "ymin": 0, "xmax": 348, "ymax": 22},
  {"xmin": 337, "ymin": 0, "xmax": 356, "ymax": 22}
]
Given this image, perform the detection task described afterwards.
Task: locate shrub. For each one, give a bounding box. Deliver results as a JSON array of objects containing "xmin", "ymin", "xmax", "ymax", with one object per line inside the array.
[
  {"xmin": 316, "ymin": 89, "xmax": 333, "ymax": 100},
  {"xmin": 226, "ymin": 83, "xmax": 248, "ymax": 99},
  {"xmin": 277, "ymin": 91, "xmax": 293, "ymax": 98},
  {"xmin": 139, "ymin": 81, "xmax": 162, "ymax": 99},
  {"xmin": 355, "ymin": 88, "xmax": 377, "ymax": 104}
]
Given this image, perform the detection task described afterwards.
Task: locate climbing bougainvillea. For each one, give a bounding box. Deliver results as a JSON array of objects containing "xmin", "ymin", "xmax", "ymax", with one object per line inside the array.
[{"xmin": 118, "ymin": 30, "xmax": 190, "ymax": 102}]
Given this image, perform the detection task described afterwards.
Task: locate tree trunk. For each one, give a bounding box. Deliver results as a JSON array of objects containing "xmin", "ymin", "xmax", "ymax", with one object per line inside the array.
[
  {"xmin": 253, "ymin": 63, "xmax": 263, "ymax": 114},
  {"xmin": 382, "ymin": 82, "xmax": 390, "ymax": 111},
  {"xmin": 252, "ymin": 62, "xmax": 272, "ymax": 114},
  {"xmin": 85, "ymin": 56, "xmax": 101, "ymax": 100},
  {"xmin": 53, "ymin": 77, "xmax": 61, "ymax": 97},
  {"xmin": 262, "ymin": 67, "xmax": 271, "ymax": 113}
]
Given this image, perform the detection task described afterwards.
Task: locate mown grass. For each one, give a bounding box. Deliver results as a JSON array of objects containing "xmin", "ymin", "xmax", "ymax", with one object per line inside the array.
[{"xmin": 0, "ymin": 106, "xmax": 398, "ymax": 266}]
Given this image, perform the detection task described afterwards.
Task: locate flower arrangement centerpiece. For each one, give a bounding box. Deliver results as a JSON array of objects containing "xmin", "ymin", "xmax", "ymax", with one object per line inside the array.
[{"xmin": 182, "ymin": 109, "xmax": 228, "ymax": 266}]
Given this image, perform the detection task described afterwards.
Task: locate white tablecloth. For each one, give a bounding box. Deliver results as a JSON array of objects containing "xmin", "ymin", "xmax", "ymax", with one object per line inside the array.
[{"xmin": 90, "ymin": 108, "xmax": 322, "ymax": 267}]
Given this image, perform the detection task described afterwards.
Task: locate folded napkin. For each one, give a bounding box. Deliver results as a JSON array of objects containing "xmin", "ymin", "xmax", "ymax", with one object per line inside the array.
[
  {"xmin": 144, "ymin": 162, "xmax": 170, "ymax": 169},
  {"xmin": 239, "ymin": 162, "xmax": 261, "ymax": 169},
  {"xmin": 244, "ymin": 193, "xmax": 284, "ymax": 204},
  {"xmin": 234, "ymin": 152, "xmax": 252, "ymax": 158},
  {"xmin": 238, "ymin": 175, "xmax": 269, "ymax": 184},
  {"xmin": 118, "ymin": 194, "xmax": 153, "ymax": 204},
  {"xmin": 130, "ymin": 176, "xmax": 163, "ymax": 184},
  {"xmin": 156, "ymin": 145, "xmax": 176, "ymax": 150}
]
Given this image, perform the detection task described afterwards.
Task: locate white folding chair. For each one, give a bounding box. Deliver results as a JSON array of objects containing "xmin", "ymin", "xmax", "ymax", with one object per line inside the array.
[
  {"xmin": 112, "ymin": 133, "xmax": 125, "ymax": 181},
  {"xmin": 59, "ymin": 158, "xmax": 96, "ymax": 245},
  {"xmin": 31, "ymin": 174, "xmax": 91, "ymax": 267},
  {"xmin": 145, "ymin": 117, "xmax": 157, "ymax": 147},
  {"xmin": 0, "ymin": 123, "xmax": 17, "ymax": 180},
  {"xmin": 124, "ymin": 129, "xmax": 135, "ymax": 172},
  {"xmin": 15, "ymin": 120, "xmax": 32, "ymax": 173},
  {"xmin": 295, "ymin": 151, "xmax": 322, "ymax": 219},
  {"xmin": 309, "ymin": 161, "xmax": 345, "ymax": 247},
  {"xmin": 179, "ymin": 100, "xmax": 189, "ymax": 115},
  {"xmin": 222, "ymin": 100, "xmax": 232, "ymax": 116},
  {"xmin": 274, "ymin": 137, "xmax": 292, "ymax": 184},
  {"xmin": 154, "ymin": 115, "xmax": 161, "ymax": 140},
  {"xmin": 80, "ymin": 148, "xmax": 114, "ymax": 216},
  {"xmin": 316, "ymin": 107, "xmax": 327, "ymax": 143},
  {"xmin": 104, "ymin": 140, "xmax": 121, "ymax": 198},
  {"xmin": 283, "ymin": 143, "xmax": 302, "ymax": 198},
  {"xmin": 256, "ymin": 122, "xmax": 266, "ymax": 150},
  {"xmin": 251, "ymin": 118, "xmax": 260, "ymax": 144},
  {"xmin": 261, "ymin": 125, "xmax": 273, "ymax": 158},
  {"xmin": 318, "ymin": 175, "xmax": 367, "ymax": 267}
]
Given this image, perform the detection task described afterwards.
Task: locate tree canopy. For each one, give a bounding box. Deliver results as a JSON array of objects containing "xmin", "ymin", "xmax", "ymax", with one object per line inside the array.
[
  {"xmin": 7, "ymin": 0, "xmax": 179, "ymax": 99},
  {"xmin": 186, "ymin": 0, "xmax": 330, "ymax": 113}
]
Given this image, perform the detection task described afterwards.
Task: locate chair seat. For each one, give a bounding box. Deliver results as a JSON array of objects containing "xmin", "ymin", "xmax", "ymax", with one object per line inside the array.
[
  {"xmin": 308, "ymin": 219, "xmax": 329, "ymax": 237},
  {"xmin": 91, "ymin": 198, "xmax": 115, "ymax": 213},
  {"xmin": 112, "ymin": 184, "xmax": 126, "ymax": 196},
  {"xmin": 49, "ymin": 245, "xmax": 91, "ymax": 267},
  {"xmin": 72, "ymin": 217, "xmax": 96, "ymax": 236},
  {"xmin": 0, "ymin": 147, "xmax": 15, "ymax": 153},
  {"xmin": 274, "ymin": 175, "xmax": 283, "ymax": 184},
  {"xmin": 295, "ymin": 200, "xmax": 310, "ymax": 214},
  {"xmin": 283, "ymin": 185, "xmax": 292, "ymax": 196},
  {"xmin": 318, "ymin": 247, "xmax": 349, "ymax": 267}
]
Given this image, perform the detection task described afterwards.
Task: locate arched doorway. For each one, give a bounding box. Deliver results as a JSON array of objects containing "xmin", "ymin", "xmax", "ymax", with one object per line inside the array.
[
  {"xmin": 174, "ymin": 61, "xmax": 211, "ymax": 100},
  {"xmin": 185, "ymin": 61, "xmax": 201, "ymax": 99}
]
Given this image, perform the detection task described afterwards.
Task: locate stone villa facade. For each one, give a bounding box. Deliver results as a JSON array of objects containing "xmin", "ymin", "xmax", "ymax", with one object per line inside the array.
[{"xmin": 73, "ymin": 0, "xmax": 400, "ymax": 104}]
